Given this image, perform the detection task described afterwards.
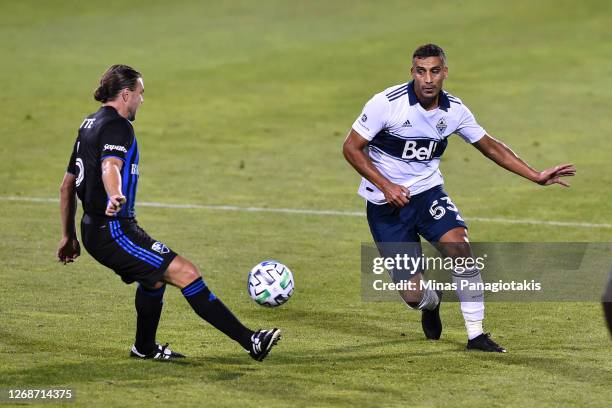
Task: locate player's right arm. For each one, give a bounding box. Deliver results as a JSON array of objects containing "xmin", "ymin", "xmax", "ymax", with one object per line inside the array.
[
  {"xmin": 101, "ymin": 157, "xmax": 126, "ymax": 216},
  {"xmin": 57, "ymin": 172, "xmax": 81, "ymax": 264},
  {"xmin": 343, "ymin": 92, "xmax": 409, "ymax": 207},
  {"xmin": 99, "ymin": 118, "xmax": 134, "ymax": 216},
  {"xmin": 343, "ymin": 130, "xmax": 409, "ymax": 207},
  {"xmin": 57, "ymin": 141, "xmax": 80, "ymax": 264}
]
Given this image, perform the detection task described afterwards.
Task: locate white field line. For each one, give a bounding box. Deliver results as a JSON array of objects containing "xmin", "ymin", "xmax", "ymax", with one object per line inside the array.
[{"xmin": 1, "ymin": 195, "xmax": 610, "ymax": 229}]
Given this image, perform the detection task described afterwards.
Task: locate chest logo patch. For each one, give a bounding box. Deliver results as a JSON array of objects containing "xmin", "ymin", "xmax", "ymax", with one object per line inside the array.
[{"xmin": 436, "ymin": 118, "xmax": 447, "ymax": 135}]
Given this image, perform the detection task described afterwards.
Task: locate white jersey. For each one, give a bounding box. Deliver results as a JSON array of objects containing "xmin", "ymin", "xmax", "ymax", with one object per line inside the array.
[{"xmin": 351, "ymin": 81, "xmax": 486, "ymax": 204}]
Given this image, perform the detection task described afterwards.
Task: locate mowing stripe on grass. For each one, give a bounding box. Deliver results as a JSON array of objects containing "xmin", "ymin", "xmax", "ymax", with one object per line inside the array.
[{"xmin": 1, "ymin": 195, "xmax": 610, "ymax": 229}]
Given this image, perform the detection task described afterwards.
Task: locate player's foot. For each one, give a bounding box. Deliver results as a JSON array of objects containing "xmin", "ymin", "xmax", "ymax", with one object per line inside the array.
[
  {"xmin": 466, "ymin": 333, "xmax": 506, "ymax": 353},
  {"xmin": 421, "ymin": 292, "xmax": 442, "ymax": 340},
  {"xmin": 248, "ymin": 328, "xmax": 282, "ymax": 361},
  {"xmin": 130, "ymin": 343, "xmax": 186, "ymax": 360}
]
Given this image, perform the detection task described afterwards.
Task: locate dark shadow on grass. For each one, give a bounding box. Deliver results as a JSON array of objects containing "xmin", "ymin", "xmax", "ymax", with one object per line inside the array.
[
  {"xmin": 270, "ymin": 307, "xmax": 417, "ymax": 338},
  {"xmin": 1, "ymin": 337, "xmax": 454, "ymax": 387},
  {"xmin": 0, "ymin": 357, "xmax": 256, "ymax": 387},
  {"xmin": 468, "ymin": 352, "xmax": 612, "ymax": 386}
]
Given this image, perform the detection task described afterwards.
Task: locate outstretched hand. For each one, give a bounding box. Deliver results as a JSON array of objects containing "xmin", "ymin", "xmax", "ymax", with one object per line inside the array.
[
  {"xmin": 57, "ymin": 236, "xmax": 81, "ymax": 264},
  {"xmin": 536, "ymin": 163, "xmax": 576, "ymax": 187}
]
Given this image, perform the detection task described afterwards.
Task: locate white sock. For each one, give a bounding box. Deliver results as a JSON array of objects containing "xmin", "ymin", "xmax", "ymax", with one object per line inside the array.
[
  {"xmin": 452, "ymin": 267, "xmax": 484, "ymax": 340},
  {"xmin": 417, "ymin": 286, "xmax": 440, "ymax": 311},
  {"xmin": 465, "ymin": 320, "xmax": 483, "ymax": 340}
]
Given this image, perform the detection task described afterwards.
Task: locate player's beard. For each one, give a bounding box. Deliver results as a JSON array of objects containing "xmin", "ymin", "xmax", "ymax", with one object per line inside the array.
[{"xmin": 128, "ymin": 109, "xmax": 137, "ymax": 122}]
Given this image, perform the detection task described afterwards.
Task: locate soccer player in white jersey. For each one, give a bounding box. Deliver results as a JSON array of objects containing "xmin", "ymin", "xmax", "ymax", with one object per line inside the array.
[{"xmin": 343, "ymin": 44, "xmax": 575, "ymax": 352}]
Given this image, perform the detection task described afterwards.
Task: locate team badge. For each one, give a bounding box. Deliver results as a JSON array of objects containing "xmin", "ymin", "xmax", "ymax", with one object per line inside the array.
[
  {"xmin": 151, "ymin": 241, "xmax": 170, "ymax": 254},
  {"xmin": 361, "ymin": 114, "xmax": 367, "ymax": 122},
  {"xmin": 436, "ymin": 117, "xmax": 447, "ymax": 135}
]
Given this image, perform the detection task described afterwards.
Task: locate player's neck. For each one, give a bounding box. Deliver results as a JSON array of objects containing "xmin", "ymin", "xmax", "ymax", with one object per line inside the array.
[
  {"xmin": 415, "ymin": 93, "xmax": 439, "ymax": 111},
  {"xmin": 103, "ymin": 101, "xmax": 130, "ymax": 119}
]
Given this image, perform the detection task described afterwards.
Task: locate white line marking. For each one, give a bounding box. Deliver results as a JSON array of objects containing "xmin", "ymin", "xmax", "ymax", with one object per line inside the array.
[{"xmin": 1, "ymin": 196, "xmax": 610, "ymax": 229}]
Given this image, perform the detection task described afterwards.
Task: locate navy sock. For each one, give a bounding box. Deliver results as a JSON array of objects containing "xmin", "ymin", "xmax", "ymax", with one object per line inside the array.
[
  {"xmin": 134, "ymin": 284, "xmax": 166, "ymax": 354},
  {"xmin": 182, "ymin": 277, "xmax": 253, "ymax": 349}
]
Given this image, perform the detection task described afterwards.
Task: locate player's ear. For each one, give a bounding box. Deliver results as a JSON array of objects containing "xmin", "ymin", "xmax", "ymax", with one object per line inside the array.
[
  {"xmin": 121, "ymin": 88, "xmax": 129, "ymax": 103},
  {"xmin": 443, "ymin": 66, "xmax": 448, "ymax": 79}
]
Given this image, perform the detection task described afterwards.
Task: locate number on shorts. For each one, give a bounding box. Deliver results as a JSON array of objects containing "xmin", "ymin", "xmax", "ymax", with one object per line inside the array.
[{"xmin": 429, "ymin": 196, "xmax": 458, "ymax": 220}]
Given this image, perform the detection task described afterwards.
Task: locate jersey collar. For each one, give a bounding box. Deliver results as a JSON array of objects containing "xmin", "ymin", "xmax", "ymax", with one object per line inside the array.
[{"xmin": 407, "ymin": 80, "xmax": 450, "ymax": 112}]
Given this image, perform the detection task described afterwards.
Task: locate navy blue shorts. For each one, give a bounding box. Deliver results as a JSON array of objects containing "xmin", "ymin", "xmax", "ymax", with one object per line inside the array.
[
  {"xmin": 367, "ymin": 185, "xmax": 467, "ymax": 244},
  {"xmin": 367, "ymin": 185, "xmax": 467, "ymax": 282}
]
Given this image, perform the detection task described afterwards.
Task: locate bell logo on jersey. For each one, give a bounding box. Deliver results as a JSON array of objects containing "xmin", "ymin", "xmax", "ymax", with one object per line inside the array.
[{"xmin": 402, "ymin": 140, "xmax": 438, "ymax": 161}]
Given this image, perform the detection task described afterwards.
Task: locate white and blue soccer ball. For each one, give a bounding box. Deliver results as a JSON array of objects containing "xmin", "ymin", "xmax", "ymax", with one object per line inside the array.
[{"xmin": 247, "ymin": 260, "xmax": 294, "ymax": 307}]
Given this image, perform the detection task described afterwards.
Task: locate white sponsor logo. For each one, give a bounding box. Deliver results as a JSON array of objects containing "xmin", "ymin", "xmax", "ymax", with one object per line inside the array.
[
  {"xmin": 151, "ymin": 242, "xmax": 170, "ymax": 254},
  {"xmin": 131, "ymin": 164, "xmax": 139, "ymax": 175},
  {"xmin": 103, "ymin": 144, "xmax": 127, "ymax": 153},
  {"xmin": 402, "ymin": 140, "xmax": 437, "ymax": 161},
  {"xmin": 75, "ymin": 158, "xmax": 84, "ymax": 187}
]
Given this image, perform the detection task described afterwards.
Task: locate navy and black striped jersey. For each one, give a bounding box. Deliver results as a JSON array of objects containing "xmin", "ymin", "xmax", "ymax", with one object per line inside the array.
[{"xmin": 66, "ymin": 106, "xmax": 139, "ymax": 218}]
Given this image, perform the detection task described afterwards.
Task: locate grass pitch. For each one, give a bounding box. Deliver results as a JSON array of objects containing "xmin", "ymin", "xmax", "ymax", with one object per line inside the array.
[{"xmin": 1, "ymin": 1, "xmax": 611, "ymax": 407}]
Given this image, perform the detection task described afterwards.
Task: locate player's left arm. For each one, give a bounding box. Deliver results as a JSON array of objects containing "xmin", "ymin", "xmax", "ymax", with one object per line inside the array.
[{"xmin": 472, "ymin": 134, "xmax": 576, "ymax": 187}]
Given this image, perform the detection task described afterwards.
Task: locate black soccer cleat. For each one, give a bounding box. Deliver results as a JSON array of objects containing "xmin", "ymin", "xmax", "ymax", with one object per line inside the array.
[
  {"xmin": 130, "ymin": 343, "xmax": 186, "ymax": 360},
  {"xmin": 466, "ymin": 333, "xmax": 507, "ymax": 353},
  {"xmin": 421, "ymin": 292, "xmax": 443, "ymax": 340},
  {"xmin": 248, "ymin": 328, "xmax": 282, "ymax": 362}
]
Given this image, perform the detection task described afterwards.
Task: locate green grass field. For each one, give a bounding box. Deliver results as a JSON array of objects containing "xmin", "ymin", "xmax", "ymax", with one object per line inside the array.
[{"xmin": 1, "ymin": 0, "xmax": 611, "ymax": 407}]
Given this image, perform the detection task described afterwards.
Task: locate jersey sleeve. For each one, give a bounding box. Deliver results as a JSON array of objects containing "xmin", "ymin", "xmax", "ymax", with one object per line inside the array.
[
  {"xmin": 351, "ymin": 93, "xmax": 390, "ymax": 141},
  {"xmin": 455, "ymin": 104, "xmax": 486, "ymax": 143},
  {"xmin": 66, "ymin": 139, "xmax": 78, "ymax": 175},
  {"xmin": 99, "ymin": 119, "xmax": 133, "ymax": 161}
]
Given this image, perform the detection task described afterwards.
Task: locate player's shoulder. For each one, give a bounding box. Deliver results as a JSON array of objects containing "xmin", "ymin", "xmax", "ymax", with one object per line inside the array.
[
  {"xmin": 440, "ymin": 89, "xmax": 473, "ymax": 116},
  {"xmin": 381, "ymin": 82, "xmax": 410, "ymax": 102},
  {"xmin": 97, "ymin": 109, "xmax": 133, "ymax": 132},
  {"xmin": 441, "ymin": 89, "xmax": 464, "ymax": 106}
]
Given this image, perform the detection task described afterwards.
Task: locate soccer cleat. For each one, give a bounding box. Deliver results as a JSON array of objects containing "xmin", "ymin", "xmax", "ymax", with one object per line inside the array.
[
  {"xmin": 421, "ymin": 292, "xmax": 442, "ymax": 340},
  {"xmin": 466, "ymin": 333, "xmax": 507, "ymax": 353},
  {"xmin": 130, "ymin": 343, "xmax": 186, "ymax": 360},
  {"xmin": 248, "ymin": 328, "xmax": 282, "ymax": 361}
]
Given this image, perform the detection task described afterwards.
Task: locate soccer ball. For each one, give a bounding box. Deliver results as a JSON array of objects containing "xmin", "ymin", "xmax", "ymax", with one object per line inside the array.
[{"xmin": 247, "ymin": 260, "xmax": 294, "ymax": 307}]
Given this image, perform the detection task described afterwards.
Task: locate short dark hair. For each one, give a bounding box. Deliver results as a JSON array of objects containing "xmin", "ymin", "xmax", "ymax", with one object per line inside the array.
[
  {"xmin": 93, "ymin": 64, "xmax": 141, "ymax": 103},
  {"xmin": 412, "ymin": 44, "xmax": 446, "ymax": 65}
]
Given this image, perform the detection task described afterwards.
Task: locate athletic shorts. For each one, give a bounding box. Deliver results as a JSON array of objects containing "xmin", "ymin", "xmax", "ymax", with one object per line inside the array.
[
  {"xmin": 366, "ymin": 185, "xmax": 467, "ymax": 282},
  {"xmin": 81, "ymin": 213, "xmax": 177, "ymax": 287}
]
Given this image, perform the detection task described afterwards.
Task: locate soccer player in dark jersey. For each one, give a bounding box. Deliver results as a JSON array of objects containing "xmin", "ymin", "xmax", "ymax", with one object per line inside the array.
[{"xmin": 57, "ymin": 65, "xmax": 281, "ymax": 361}]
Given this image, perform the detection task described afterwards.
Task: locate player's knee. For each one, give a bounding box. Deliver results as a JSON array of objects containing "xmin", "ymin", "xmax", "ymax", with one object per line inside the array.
[
  {"xmin": 165, "ymin": 255, "xmax": 202, "ymax": 287},
  {"xmin": 151, "ymin": 281, "xmax": 165, "ymax": 290},
  {"xmin": 179, "ymin": 260, "xmax": 201, "ymax": 284},
  {"xmin": 438, "ymin": 228, "xmax": 471, "ymax": 258}
]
